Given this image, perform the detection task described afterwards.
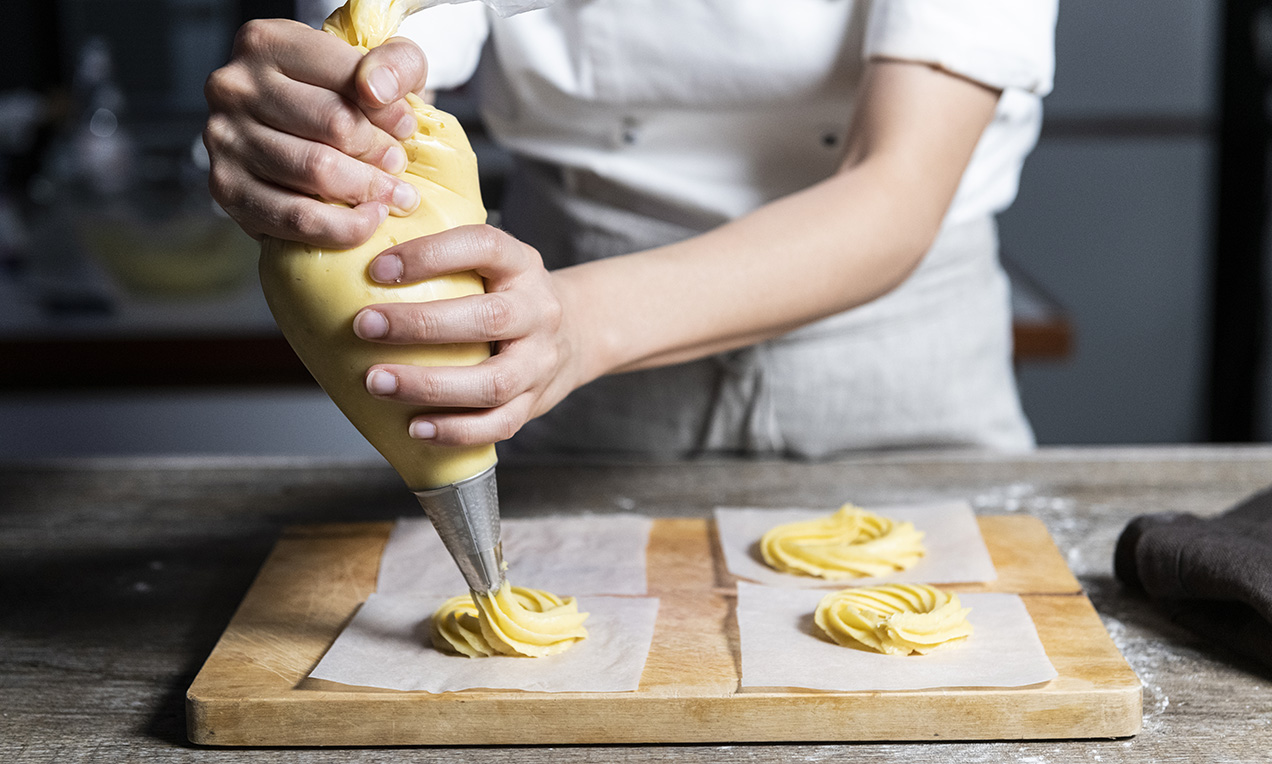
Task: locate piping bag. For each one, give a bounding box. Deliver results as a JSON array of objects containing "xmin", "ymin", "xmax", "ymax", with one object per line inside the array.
[{"xmin": 258, "ymin": 0, "xmax": 552, "ymax": 594}]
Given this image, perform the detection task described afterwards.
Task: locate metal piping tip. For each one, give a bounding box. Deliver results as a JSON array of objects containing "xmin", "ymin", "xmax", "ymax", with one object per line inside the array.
[{"xmin": 412, "ymin": 465, "xmax": 505, "ymax": 594}]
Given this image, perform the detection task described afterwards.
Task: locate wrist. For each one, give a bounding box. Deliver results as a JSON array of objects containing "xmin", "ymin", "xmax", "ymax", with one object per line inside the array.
[{"xmin": 551, "ymin": 264, "xmax": 624, "ymax": 387}]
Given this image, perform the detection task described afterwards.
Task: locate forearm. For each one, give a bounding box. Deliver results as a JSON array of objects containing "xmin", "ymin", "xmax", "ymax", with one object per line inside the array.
[
  {"xmin": 556, "ymin": 61, "xmax": 998, "ymax": 384},
  {"xmin": 557, "ymin": 160, "xmax": 936, "ymax": 379}
]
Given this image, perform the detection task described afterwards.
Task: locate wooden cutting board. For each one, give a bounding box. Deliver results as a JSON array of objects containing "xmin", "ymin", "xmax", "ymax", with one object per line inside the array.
[{"xmin": 186, "ymin": 515, "xmax": 1141, "ymax": 745}]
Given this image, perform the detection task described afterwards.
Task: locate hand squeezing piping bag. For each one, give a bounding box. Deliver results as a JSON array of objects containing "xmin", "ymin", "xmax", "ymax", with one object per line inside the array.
[{"xmin": 258, "ymin": 0, "xmax": 551, "ymax": 594}]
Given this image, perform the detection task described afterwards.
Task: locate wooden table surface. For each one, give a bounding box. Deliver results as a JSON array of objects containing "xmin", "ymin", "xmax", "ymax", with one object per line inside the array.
[{"xmin": 3, "ymin": 446, "xmax": 1271, "ymax": 762}]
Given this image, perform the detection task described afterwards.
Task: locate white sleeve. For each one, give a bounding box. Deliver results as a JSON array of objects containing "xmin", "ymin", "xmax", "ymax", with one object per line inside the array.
[
  {"xmin": 398, "ymin": 4, "xmax": 490, "ymax": 90},
  {"xmin": 864, "ymin": 0, "xmax": 1057, "ymax": 95}
]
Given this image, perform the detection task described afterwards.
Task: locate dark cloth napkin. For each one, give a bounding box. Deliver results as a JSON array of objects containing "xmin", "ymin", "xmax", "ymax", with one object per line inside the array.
[{"xmin": 1114, "ymin": 484, "xmax": 1272, "ymax": 670}]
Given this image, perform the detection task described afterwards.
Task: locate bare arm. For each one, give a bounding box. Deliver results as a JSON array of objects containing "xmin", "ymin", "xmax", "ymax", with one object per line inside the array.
[
  {"xmin": 562, "ymin": 60, "xmax": 998, "ymax": 376},
  {"xmin": 358, "ymin": 59, "xmax": 1001, "ymax": 445}
]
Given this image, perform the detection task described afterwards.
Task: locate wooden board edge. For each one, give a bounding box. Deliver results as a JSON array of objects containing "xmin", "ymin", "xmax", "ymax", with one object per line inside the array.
[{"xmin": 185, "ymin": 679, "xmax": 1142, "ymax": 746}]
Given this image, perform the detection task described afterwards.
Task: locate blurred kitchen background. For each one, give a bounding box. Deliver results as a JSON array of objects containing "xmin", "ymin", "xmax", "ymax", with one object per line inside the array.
[{"xmin": 0, "ymin": 1, "xmax": 1259, "ymax": 458}]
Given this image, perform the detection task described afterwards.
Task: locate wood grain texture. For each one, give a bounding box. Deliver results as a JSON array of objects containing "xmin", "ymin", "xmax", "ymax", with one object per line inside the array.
[
  {"xmin": 186, "ymin": 516, "xmax": 1137, "ymax": 745},
  {"xmin": 7, "ymin": 448, "xmax": 1272, "ymax": 762}
]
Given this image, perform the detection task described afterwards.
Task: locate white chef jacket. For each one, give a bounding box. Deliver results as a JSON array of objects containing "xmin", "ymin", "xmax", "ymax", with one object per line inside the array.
[
  {"xmin": 403, "ymin": 0, "xmax": 1056, "ymax": 229},
  {"xmin": 323, "ymin": 0, "xmax": 1059, "ymax": 456}
]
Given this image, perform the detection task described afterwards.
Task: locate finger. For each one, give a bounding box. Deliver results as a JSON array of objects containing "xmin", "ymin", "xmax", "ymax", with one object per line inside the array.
[
  {"xmin": 235, "ymin": 19, "xmax": 363, "ymax": 92},
  {"xmin": 210, "ymin": 23, "xmax": 412, "ymax": 184},
  {"xmin": 366, "ymin": 340, "xmax": 554, "ymax": 407},
  {"xmin": 233, "ymin": 19, "xmax": 420, "ymax": 141},
  {"xmin": 356, "ymin": 38, "xmax": 430, "ymax": 137},
  {"xmin": 365, "ymin": 357, "xmax": 528, "ymax": 411},
  {"xmin": 245, "ymin": 73, "xmax": 408, "ymax": 175},
  {"xmin": 209, "ymin": 155, "xmax": 387, "ymax": 247},
  {"xmin": 368, "ymin": 225, "xmax": 543, "ymax": 286},
  {"xmin": 353, "ymin": 291, "xmax": 535, "ymax": 345},
  {"xmin": 408, "ymin": 395, "xmax": 537, "ymax": 446},
  {"xmin": 359, "ymin": 37, "xmax": 430, "ymax": 103},
  {"xmin": 228, "ymin": 120, "xmax": 419, "ymax": 214}
]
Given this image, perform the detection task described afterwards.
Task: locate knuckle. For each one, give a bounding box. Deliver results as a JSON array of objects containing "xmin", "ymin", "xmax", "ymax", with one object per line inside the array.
[
  {"xmin": 478, "ymin": 294, "xmax": 514, "ymax": 337},
  {"xmin": 206, "ymin": 164, "xmax": 236, "ymax": 205},
  {"xmin": 283, "ymin": 203, "xmax": 318, "ymax": 238},
  {"xmin": 233, "ymin": 19, "xmax": 274, "ymax": 57},
  {"xmin": 484, "ymin": 367, "xmax": 518, "ymax": 406},
  {"xmin": 367, "ymin": 171, "xmax": 396, "ymax": 205},
  {"xmin": 202, "ymin": 114, "xmax": 233, "ymax": 152},
  {"xmin": 346, "ymin": 123, "xmax": 378, "ymax": 160},
  {"xmin": 405, "ymin": 306, "xmax": 442, "ymax": 342},
  {"xmin": 203, "ymin": 67, "xmax": 230, "ymax": 105},
  {"xmin": 366, "ymin": 101, "xmax": 414, "ymax": 139},
  {"xmin": 441, "ymin": 418, "xmax": 474, "ymax": 445},
  {"xmin": 323, "ymin": 106, "xmax": 383, "ymax": 165},
  {"xmin": 301, "ymin": 144, "xmax": 340, "ymax": 188},
  {"xmin": 204, "ymin": 65, "xmax": 252, "ymax": 110},
  {"xmin": 514, "ymin": 243, "xmax": 546, "ymax": 278},
  {"xmin": 283, "ymin": 202, "xmax": 315, "ymax": 235},
  {"xmin": 490, "ymin": 410, "xmax": 521, "ymax": 442},
  {"xmin": 334, "ymin": 214, "xmax": 374, "ymax": 247},
  {"xmin": 466, "ymin": 224, "xmax": 504, "ymax": 255},
  {"xmin": 400, "ymin": 236, "xmax": 445, "ymax": 276},
  {"xmin": 416, "ymin": 370, "xmax": 446, "ymax": 403},
  {"xmin": 390, "ymin": 102, "xmax": 415, "ymax": 129},
  {"xmin": 541, "ymin": 293, "xmax": 564, "ymax": 330},
  {"xmin": 320, "ymin": 103, "xmax": 359, "ymax": 145},
  {"xmin": 338, "ymin": 215, "xmax": 376, "ymax": 248}
]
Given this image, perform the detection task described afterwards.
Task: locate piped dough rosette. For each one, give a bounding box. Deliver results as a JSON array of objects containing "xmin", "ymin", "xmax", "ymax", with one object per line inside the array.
[
  {"xmin": 430, "ymin": 583, "xmax": 589, "ymax": 658},
  {"xmin": 815, "ymin": 583, "xmax": 973, "ymax": 655},
  {"xmin": 760, "ymin": 504, "xmax": 926, "ymax": 579}
]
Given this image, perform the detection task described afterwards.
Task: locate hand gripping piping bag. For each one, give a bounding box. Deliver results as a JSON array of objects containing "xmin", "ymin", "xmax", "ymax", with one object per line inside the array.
[{"xmin": 259, "ymin": 0, "xmax": 553, "ymax": 593}]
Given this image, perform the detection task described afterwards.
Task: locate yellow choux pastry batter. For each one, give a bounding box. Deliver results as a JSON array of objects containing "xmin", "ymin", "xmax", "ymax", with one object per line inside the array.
[
  {"xmin": 760, "ymin": 504, "xmax": 926, "ymax": 579},
  {"xmin": 815, "ymin": 583, "xmax": 972, "ymax": 655},
  {"xmin": 431, "ymin": 583, "xmax": 589, "ymax": 658},
  {"xmin": 259, "ymin": 0, "xmax": 497, "ymax": 491}
]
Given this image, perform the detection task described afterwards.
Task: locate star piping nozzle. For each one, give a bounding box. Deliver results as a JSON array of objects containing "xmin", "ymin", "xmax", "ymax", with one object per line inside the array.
[{"xmin": 411, "ymin": 464, "xmax": 506, "ymax": 594}]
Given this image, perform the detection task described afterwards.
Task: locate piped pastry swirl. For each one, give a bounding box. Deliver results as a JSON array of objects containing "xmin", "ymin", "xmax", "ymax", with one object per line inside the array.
[
  {"xmin": 760, "ymin": 504, "xmax": 926, "ymax": 579},
  {"xmin": 815, "ymin": 583, "xmax": 973, "ymax": 655},
  {"xmin": 430, "ymin": 583, "xmax": 589, "ymax": 658}
]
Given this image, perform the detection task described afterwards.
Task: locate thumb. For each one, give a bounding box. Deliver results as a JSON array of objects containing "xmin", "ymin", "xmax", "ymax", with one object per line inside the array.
[{"xmin": 356, "ymin": 37, "xmax": 430, "ymax": 108}]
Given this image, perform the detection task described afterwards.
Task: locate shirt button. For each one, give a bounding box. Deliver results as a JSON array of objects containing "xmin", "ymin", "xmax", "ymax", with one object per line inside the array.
[{"xmin": 617, "ymin": 116, "xmax": 640, "ymax": 147}]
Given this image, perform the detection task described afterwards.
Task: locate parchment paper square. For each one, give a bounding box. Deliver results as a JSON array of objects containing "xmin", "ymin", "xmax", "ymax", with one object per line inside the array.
[
  {"xmin": 736, "ymin": 582, "xmax": 1056, "ymax": 691},
  {"xmin": 378, "ymin": 514, "xmax": 653, "ymax": 595},
  {"xmin": 715, "ymin": 502, "xmax": 996, "ymax": 588},
  {"xmin": 310, "ymin": 592, "xmax": 660, "ymax": 693}
]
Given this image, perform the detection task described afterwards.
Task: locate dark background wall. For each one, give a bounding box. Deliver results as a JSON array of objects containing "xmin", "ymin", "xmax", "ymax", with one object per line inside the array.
[
  {"xmin": 0, "ymin": 1, "xmax": 1262, "ymax": 457},
  {"xmin": 999, "ymin": 1, "xmax": 1220, "ymax": 444}
]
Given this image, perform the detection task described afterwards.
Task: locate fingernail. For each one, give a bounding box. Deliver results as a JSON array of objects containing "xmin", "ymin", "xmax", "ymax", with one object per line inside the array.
[
  {"xmin": 353, "ymin": 308, "xmax": 388, "ymax": 339},
  {"xmin": 369, "ymin": 254, "xmax": 403, "ymax": 283},
  {"xmin": 368, "ymin": 67, "xmax": 399, "ymax": 105},
  {"xmin": 392, "ymin": 113, "xmax": 417, "ymax": 140},
  {"xmin": 373, "ymin": 203, "xmax": 388, "ymax": 225},
  {"xmin": 409, "ymin": 420, "xmax": 438, "ymax": 439},
  {"xmin": 366, "ymin": 369, "xmax": 398, "ymax": 395},
  {"xmin": 381, "ymin": 144, "xmax": 407, "ymax": 175},
  {"xmin": 392, "ymin": 181, "xmax": 419, "ymax": 213}
]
